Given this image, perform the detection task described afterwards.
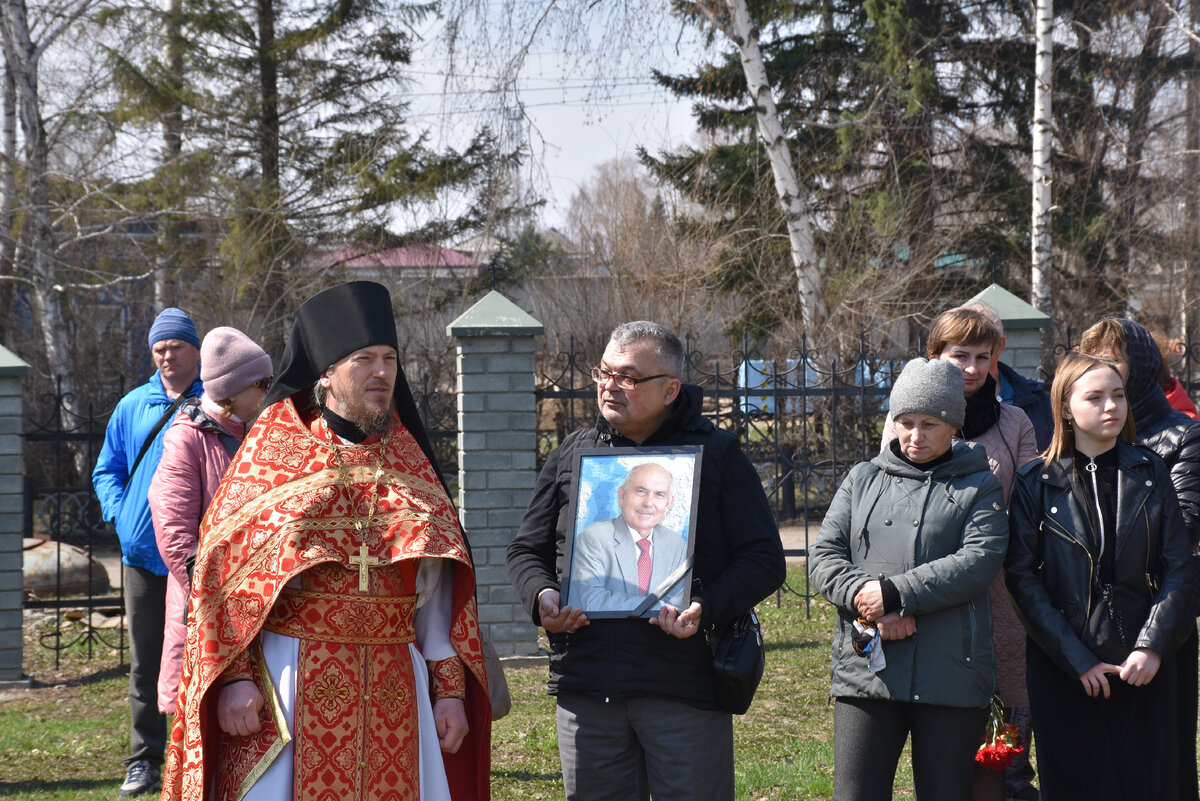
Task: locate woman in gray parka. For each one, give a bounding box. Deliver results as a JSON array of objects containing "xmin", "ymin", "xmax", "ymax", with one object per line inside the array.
[{"xmin": 809, "ymin": 358, "xmax": 1010, "ymax": 801}]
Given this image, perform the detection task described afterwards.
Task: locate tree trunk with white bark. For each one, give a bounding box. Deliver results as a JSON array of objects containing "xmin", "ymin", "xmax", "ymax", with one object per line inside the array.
[
  {"xmin": 1031, "ymin": 0, "xmax": 1054, "ymax": 374},
  {"xmin": 1, "ymin": 0, "xmax": 99, "ymax": 405},
  {"xmin": 696, "ymin": 0, "xmax": 824, "ymax": 332}
]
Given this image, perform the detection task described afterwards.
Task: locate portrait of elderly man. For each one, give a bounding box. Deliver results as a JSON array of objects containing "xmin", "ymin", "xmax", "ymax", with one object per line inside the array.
[{"xmin": 570, "ymin": 461, "xmax": 689, "ymax": 613}]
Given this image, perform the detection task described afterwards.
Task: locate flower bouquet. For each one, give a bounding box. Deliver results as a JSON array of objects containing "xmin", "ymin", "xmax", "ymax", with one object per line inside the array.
[{"xmin": 975, "ymin": 696, "xmax": 1024, "ymax": 771}]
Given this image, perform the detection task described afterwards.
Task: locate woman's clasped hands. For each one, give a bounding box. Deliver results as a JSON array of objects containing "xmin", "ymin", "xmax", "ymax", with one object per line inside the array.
[{"xmin": 1079, "ymin": 648, "xmax": 1162, "ymax": 698}]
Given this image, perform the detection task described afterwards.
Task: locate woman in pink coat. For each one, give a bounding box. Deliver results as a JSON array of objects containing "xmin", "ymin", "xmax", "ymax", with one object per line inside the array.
[{"xmin": 148, "ymin": 327, "xmax": 271, "ymax": 714}]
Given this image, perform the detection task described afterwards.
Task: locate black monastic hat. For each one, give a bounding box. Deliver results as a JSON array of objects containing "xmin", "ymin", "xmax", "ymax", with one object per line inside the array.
[{"xmin": 263, "ymin": 281, "xmax": 447, "ymax": 490}]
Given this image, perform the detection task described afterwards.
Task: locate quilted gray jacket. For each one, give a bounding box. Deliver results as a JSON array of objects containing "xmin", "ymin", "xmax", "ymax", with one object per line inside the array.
[{"xmin": 809, "ymin": 440, "xmax": 1009, "ymax": 709}]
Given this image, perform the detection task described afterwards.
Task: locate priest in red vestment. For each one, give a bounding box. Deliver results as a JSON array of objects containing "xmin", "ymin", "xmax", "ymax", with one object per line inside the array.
[{"xmin": 161, "ymin": 281, "xmax": 491, "ymax": 801}]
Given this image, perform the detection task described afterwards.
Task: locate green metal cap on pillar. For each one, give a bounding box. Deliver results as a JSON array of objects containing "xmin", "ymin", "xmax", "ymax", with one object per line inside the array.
[
  {"xmin": 965, "ymin": 284, "xmax": 1051, "ymax": 331},
  {"xmin": 447, "ymin": 291, "xmax": 544, "ymax": 337},
  {"xmin": 0, "ymin": 344, "xmax": 29, "ymax": 376}
]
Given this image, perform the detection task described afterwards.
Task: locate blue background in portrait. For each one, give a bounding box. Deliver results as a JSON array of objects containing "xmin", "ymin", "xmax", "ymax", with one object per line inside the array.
[{"xmin": 574, "ymin": 453, "xmax": 696, "ymax": 539}]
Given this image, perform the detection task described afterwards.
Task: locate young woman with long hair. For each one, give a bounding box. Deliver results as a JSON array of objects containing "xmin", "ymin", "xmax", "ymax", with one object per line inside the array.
[{"xmin": 1005, "ymin": 352, "xmax": 1196, "ymax": 800}]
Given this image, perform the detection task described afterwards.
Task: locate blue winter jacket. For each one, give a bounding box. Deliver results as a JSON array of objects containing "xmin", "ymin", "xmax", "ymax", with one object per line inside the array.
[
  {"xmin": 92, "ymin": 372, "xmax": 203, "ymax": 573},
  {"xmin": 998, "ymin": 361, "xmax": 1053, "ymax": 452}
]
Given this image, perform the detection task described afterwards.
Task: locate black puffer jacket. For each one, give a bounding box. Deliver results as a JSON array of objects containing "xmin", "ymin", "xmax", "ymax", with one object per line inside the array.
[
  {"xmin": 1119, "ymin": 319, "xmax": 1200, "ymax": 546},
  {"xmin": 1006, "ymin": 442, "xmax": 1196, "ymax": 678},
  {"xmin": 506, "ymin": 384, "xmax": 786, "ymax": 708}
]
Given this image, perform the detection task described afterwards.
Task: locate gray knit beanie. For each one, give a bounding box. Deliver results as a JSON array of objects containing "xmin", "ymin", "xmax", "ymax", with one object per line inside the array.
[
  {"xmin": 201, "ymin": 327, "xmax": 273, "ymax": 402},
  {"xmin": 889, "ymin": 358, "xmax": 966, "ymax": 429}
]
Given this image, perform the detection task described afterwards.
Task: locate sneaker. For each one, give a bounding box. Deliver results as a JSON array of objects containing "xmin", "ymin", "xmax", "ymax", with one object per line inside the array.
[{"xmin": 119, "ymin": 760, "xmax": 161, "ymax": 797}]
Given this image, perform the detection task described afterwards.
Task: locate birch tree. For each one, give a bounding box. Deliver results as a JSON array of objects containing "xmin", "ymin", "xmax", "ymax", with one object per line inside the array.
[
  {"xmin": 0, "ymin": 0, "xmax": 104, "ymax": 401},
  {"xmin": 1031, "ymin": 0, "xmax": 1053, "ymax": 369},
  {"xmin": 690, "ymin": 0, "xmax": 823, "ymax": 330},
  {"xmin": 646, "ymin": 0, "xmax": 1043, "ymax": 355},
  {"xmin": 442, "ymin": 0, "xmax": 826, "ymax": 331}
]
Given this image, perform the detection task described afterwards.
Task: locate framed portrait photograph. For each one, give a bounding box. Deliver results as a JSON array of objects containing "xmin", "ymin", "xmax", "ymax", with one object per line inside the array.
[{"xmin": 560, "ymin": 446, "xmax": 703, "ymax": 618}]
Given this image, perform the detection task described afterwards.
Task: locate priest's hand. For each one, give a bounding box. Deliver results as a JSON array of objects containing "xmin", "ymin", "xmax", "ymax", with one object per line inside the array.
[
  {"xmin": 218, "ymin": 680, "xmax": 264, "ymax": 736},
  {"xmin": 537, "ymin": 588, "xmax": 589, "ymax": 634},
  {"xmin": 434, "ymin": 697, "xmax": 469, "ymax": 753}
]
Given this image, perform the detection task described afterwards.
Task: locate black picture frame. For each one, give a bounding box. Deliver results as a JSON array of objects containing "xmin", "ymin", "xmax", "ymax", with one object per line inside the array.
[{"xmin": 560, "ymin": 446, "xmax": 703, "ymax": 618}]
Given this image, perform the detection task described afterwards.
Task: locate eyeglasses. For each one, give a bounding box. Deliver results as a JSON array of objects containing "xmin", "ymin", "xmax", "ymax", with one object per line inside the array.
[{"xmin": 590, "ymin": 366, "xmax": 672, "ymax": 391}]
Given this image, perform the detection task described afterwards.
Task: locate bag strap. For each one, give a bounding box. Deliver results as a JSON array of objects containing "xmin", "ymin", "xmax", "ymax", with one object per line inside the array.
[
  {"xmin": 629, "ymin": 555, "xmax": 693, "ymax": 618},
  {"xmin": 216, "ymin": 430, "xmax": 241, "ymax": 456},
  {"xmin": 126, "ymin": 392, "xmax": 191, "ymax": 485}
]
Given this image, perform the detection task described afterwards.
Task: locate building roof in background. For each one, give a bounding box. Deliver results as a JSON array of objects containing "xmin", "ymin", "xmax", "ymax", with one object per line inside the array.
[
  {"xmin": 320, "ymin": 243, "xmax": 480, "ymax": 271},
  {"xmin": 456, "ymin": 227, "xmax": 578, "ymax": 263}
]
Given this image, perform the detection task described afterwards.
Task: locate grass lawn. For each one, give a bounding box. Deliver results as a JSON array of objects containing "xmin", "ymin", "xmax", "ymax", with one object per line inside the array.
[{"xmin": 0, "ymin": 569, "xmax": 914, "ymax": 800}]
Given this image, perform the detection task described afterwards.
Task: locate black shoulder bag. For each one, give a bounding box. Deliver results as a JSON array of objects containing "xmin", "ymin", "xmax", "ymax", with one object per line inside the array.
[
  {"xmin": 630, "ymin": 557, "xmax": 767, "ymax": 715},
  {"xmin": 708, "ymin": 610, "xmax": 765, "ymax": 715}
]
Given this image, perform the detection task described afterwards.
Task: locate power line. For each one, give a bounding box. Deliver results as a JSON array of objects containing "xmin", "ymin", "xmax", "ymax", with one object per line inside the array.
[{"xmin": 401, "ymin": 80, "xmax": 667, "ymax": 99}]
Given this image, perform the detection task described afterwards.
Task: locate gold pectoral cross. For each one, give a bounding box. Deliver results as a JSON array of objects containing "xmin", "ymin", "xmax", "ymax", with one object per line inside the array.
[{"xmin": 348, "ymin": 543, "xmax": 384, "ymax": 592}]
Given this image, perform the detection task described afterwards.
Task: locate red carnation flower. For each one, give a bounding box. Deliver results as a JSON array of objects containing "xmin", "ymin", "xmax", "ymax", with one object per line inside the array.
[{"xmin": 975, "ymin": 698, "xmax": 1026, "ymax": 771}]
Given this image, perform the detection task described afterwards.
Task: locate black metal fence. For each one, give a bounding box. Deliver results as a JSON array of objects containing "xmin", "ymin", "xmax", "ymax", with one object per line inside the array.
[
  {"xmin": 21, "ymin": 374, "xmax": 458, "ymax": 666},
  {"xmin": 22, "ymin": 377, "xmax": 129, "ymax": 667}
]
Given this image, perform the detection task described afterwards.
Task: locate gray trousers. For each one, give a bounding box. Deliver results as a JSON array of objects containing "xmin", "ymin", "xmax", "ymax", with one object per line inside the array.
[
  {"xmin": 124, "ymin": 564, "xmax": 167, "ymax": 767},
  {"xmin": 556, "ymin": 692, "xmax": 734, "ymax": 801},
  {"xmin": 833, "ymin": 696, "xmax": 987, "ymax": 801}
]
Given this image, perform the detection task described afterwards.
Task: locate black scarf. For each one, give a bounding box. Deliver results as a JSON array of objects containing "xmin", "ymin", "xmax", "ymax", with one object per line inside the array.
[
  {"xmin": 959, "ymin": 373, "xmax": 1001, "ymax": 440},
  {"xmin": 1117, "ymin": 318, "xmax": 1176, "ymax": 432}
]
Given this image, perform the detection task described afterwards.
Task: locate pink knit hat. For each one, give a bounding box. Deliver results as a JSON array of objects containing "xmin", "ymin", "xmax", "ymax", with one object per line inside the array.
[{"xmin": 200, "ymin": 327, "xmax": 273, "ymax": 402}]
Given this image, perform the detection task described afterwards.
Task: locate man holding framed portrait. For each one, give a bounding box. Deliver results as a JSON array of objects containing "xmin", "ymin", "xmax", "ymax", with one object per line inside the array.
[{"xmin": 506, "ymin": 321, "xmax": 786, "ymax": 801}]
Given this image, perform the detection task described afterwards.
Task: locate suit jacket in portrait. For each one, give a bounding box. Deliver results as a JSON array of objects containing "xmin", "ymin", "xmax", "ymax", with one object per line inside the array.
[{"xmin": 569, "ymin": 516, "xmax": 687, "ymax": 613}]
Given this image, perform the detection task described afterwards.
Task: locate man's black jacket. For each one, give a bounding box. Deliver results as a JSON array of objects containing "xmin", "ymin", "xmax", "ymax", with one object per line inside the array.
[{"xmin": 506, "ymin": 384, "xmax": 786, "ymax": 708}]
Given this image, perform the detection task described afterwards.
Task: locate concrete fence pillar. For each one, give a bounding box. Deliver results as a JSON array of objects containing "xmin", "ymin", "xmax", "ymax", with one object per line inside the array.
[
  {"xmin": 447, "ymin": 292, "xmax": 544, "ymax": 657},
  {"xmin": 0, "ymin": 343, "xmax": 30, "ymax": 686}
]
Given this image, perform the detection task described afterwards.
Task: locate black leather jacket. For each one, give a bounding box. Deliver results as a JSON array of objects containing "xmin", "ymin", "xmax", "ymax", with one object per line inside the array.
[
  {"xmin": 1135, "ymin": 398, "xmax": 1200, "ymax": 547},
  {"xmin": 1006, "ymin": 442, "xmax": 1196, "ymax": 678}
]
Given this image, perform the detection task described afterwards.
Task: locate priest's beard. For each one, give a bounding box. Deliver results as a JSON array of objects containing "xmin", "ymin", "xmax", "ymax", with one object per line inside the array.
[{"xmin": 328, "ymin": 389, "xmax": 394, "ymax": 439}]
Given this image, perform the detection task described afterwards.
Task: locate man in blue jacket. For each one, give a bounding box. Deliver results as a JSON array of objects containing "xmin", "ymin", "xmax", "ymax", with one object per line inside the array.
[{"xmin": 92, "ymin": 308, "xmax": 203, "ymax": 797}]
